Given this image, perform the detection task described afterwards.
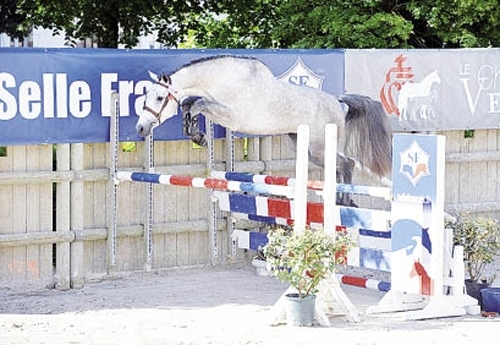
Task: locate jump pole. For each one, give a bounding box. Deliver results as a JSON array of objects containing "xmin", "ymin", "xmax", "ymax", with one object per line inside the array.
[
  {"xmin": 209, "ymin": 172, "xmax": 390, "ymax": 199},
  {"xmin": 293, "ymin": 124, "xmax": 309, "ymax": 233},
  {"xmin": 323, "ymin": 123, "xmax": 338, "ymax": 234},
  {"xmin": 115, "ymin": 172, "xmax": 294, "ymax": 197}
]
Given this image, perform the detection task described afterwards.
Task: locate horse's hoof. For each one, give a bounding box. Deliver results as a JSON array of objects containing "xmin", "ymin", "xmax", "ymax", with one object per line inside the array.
[{"xmin": 191, "ymin": 133, "xmax": 208, "ymax": 147}]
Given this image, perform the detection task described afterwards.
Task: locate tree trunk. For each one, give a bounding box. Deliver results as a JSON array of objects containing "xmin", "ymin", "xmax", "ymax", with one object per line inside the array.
[{"xmin": 97, "ymin": 3, "xmax": 119, "ymax": 48}]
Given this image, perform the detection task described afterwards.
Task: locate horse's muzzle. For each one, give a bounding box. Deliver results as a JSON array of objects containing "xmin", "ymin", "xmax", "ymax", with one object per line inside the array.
[{"xmin": 136, "ymin": 123, "xmax": 150, "ymax": 137}]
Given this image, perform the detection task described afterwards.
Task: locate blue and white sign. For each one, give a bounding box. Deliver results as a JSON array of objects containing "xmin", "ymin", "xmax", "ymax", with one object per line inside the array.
[{"xmin": 0, "ymin": 48, "xmax": 344, "ymax": 145}]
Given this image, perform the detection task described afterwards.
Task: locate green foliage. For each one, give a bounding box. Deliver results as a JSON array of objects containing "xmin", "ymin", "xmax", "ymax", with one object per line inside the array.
[
  {"xmin": 270, "ymin": 0, "xmax": 413, "ymax": 48},
  {"xmin": 448, "ymin": 213, "xmax": 500, "ymax": 283},
  {"xmin": 464, "ymin": 130, "xmax": 475, "ymax": 139},
  {"xmin": 121, "ymin": 142, "xmax": 136, "ymax": 153},
  {"xmin": 0, "ymin": 0, "xmax": 29, "ymax": 39},
  {"xmin": 263, "ymin": 226, "xmax": 353, "ymax": 298},
  {"xmin": 9, "ymin": 0, "xmax": 204, "ymax": 48},
  {"xmin": 188, "ymin": 0, "xmax": 276, "ymax": 48},
  {"xmin": 4, "ymin": 0, "xmax": 500, "ymax": 49},
  {"xmin": 407, "ymin": 0, "xmax": 500, "ymax": 47},
  {"xmin": 193, "ymin": 0, "xmax": 500, "ymax": 49}
]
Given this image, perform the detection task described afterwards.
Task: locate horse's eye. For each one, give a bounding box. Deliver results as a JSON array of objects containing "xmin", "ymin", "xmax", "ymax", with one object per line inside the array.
[{"xmin": 156, "ymin": 96, "xmax": 164, "ymax": 102}]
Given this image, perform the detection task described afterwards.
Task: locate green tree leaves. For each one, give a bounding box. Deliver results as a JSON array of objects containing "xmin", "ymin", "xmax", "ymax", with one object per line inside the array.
[{"xmin": 3, "ymin": 0, "xmax": 500, "ymax": 49}]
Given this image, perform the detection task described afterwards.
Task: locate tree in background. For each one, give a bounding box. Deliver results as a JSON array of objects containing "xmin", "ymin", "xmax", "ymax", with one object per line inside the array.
[
  {"xmin": 188, "ymin": 0, "xmax": 276, "ymax": 48},
  {"xmin": 0, "ymin": 0, "xmax": 28, "ymax": 40},
  {"xmin": 4, "ymin": 0, "xmax": 203, "ymax": 48},
  {"xmin": 193, "ymin": 0, "xmax": 500, "ymax": 49},
  {"xmin": 3, "ymin": 0, "xmax": 500, "ymax": 49}
]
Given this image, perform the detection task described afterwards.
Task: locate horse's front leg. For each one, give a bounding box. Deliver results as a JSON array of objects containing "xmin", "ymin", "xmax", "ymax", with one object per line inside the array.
[
  {"xmin": 181, "ymin": 97, "xmax": 208, "ymax": 147},
  {"xmin": 188, "ymin": 98, "xmax": 234, "ymax": 128},
  {"xmin": 181, "ymin": 98, "xmax": 235, "ymax": 147}
]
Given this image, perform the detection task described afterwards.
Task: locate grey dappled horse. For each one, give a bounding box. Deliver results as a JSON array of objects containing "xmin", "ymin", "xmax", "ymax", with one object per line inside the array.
[{"xmin": 136, "ymin": 55, "xmax": 392, "ymax": 205}]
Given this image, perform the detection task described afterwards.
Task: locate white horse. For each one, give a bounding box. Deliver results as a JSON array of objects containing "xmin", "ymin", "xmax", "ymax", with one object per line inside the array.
[
  {"xmin": 398, "ymin": 70, "xmax": 441, "ymax": 121},
  {"xmin": 136, "ymin": 55, "xmax": 393, "ymax": 205}
]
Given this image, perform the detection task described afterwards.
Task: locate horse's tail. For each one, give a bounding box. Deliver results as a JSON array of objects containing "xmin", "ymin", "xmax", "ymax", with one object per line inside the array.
[{"xmin": 339, "ymin": 94, "xmax": 392, "ymax": 177}]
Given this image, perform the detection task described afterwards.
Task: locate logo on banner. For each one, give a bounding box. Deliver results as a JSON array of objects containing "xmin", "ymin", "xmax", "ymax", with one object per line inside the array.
[
  {"xmin": 278, "ymin": 57, "xmax": 323, "ymax": 89},
  {"xmin": 380, "ymin": 54, "xmax": 441, "ymax": 122},
  {"xmin": 380, "ymin": 54, "xmax": 414, "ymax": 116},
  {"xmin": 399, "ymin": 140, "xmax": 430, "ymax": 186}
]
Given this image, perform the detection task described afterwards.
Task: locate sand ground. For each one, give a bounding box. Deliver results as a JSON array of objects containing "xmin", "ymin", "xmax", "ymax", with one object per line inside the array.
[{"xmin": 0, "ymin": 266, "xmax": 499, "ymax": 345}]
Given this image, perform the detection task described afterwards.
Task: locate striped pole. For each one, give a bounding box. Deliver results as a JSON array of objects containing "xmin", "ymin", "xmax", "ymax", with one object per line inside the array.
[
  {"xmin": 115, "ymin": 171, "xmax": 294, "ymax": 198},
  {"xmin": 210, "ymin": 171, "xmax": 390, "ymax": 199},
  {"xmin": 214, "ymin": 191, "xmax": 390, "ymax": 231},
  {"xmin": 336, "ymin": 274, "xmax": 391, "ymax": 292},
  {"xmin": 211, "ymin": 171, "xmax": 323, "ymax": 190}
]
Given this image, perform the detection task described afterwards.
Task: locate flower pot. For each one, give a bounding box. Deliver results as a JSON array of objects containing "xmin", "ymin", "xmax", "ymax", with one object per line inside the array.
[
  {"xmin": 251, "ymin": 259, "xmax": 269, "ymax": 277},
  {"xmin": 480, "ymin": 288, "xmax": 500, "ymax": 313},
  {"xmin": 465, "ymin": 279, "xmax": 490, "ymax": 309},
  {"xmin": 284, "ymin": 293, "xmax": 316, "ymax": 327}
]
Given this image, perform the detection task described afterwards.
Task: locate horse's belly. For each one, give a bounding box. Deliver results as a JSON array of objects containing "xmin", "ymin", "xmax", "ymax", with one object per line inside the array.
[{"xmin": 230, "ymin": 110, "xmax": 297, "ymax": 135}]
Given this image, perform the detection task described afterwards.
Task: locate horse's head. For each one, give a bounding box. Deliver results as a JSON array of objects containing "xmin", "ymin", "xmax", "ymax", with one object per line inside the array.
[
  {"xmin": 136, "ymin": 71, "xmax": 179, "ymax": 137},
  {"xmin": 430, "ymin": 70, "xmax": 441, "ymax": 84},
  {"xmin": 410, "ymin": 260, "xmax": 425, "ymax": 277}
]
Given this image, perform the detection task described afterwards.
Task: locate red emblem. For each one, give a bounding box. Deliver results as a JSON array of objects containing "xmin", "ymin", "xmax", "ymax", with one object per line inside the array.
[{"xmin": 379, "ymin": 54, "xmax": 414, "ymax": 116}]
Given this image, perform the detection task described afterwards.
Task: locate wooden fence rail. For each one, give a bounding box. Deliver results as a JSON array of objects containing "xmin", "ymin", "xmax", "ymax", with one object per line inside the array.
[{"xmin": 0, "ymin": 129, "xmax": 499, "ymax": 289}]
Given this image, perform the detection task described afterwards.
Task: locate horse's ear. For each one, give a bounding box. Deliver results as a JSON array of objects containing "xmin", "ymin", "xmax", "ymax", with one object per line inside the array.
[
  {"xmin": 161, "ymin": 74, "xmax": 170, "ymax": 84},
  {"xmin": 148, "ymin": 70, "xmax": 159, "ymax": 81}
]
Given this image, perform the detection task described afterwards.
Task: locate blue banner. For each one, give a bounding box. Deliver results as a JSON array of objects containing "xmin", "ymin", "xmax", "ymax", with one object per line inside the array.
[{"xmin": 0, "ymin": 48, "xmax": 344, "ymax": 145}]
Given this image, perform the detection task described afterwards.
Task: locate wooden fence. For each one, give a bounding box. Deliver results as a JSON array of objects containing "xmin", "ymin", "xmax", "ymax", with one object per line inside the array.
[{"xmin": 0, "ymin": 129, "xmax": 499, "ymax": 289}]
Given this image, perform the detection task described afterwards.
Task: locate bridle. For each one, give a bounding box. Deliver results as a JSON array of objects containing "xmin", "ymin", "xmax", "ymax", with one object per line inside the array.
[{"xmin": 143, "ymin": 81, "xmax": 178, "ymax": 121}]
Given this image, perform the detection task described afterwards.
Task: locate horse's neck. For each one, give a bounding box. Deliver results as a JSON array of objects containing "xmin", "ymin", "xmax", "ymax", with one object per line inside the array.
[
  {"xmin": 422, "ymin": 74, "xmax": 437, "ymax": 90},
  {"xmin": 170, "ymin": 70, "xmax": 204, "ymax": 100},
  {"xmin": 170, "ymin": 69, "xmax": 214, "ymax": 100}
]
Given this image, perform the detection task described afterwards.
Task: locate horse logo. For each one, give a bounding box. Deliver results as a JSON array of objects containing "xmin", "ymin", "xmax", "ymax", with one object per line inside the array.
[
  {"xmin": 392, "ymin": 218, "xmax": 434, "ymax": 295},
  {"xmin": 397, "ymin": 70, "xmax": 441, "ymax": 121},
  {"xmin": 399, "ymin": 140, "xmax": 430, "ymax": 186},
  {"xmin": 277, "ymin": 57, "xmax": 324, "ymax": 90},
  {"xmin": 410, "ymin": 259, "xmax": 434, "ymax": 295}
]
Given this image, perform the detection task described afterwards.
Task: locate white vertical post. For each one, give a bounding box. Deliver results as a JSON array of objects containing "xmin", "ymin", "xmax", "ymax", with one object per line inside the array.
[
  {"xmin": 294, "ymin": 125, "xmax": 309, "ymax": 234},
  {"xmin": 323, "ymin": 124, "xmax": 338, "ymax": 235},
  {"xmin": 206, "ymin": 117, "xmax": 218, "ymax": 263},
  {"xmin": 431, "ymin": 135, "xmax": 446, "ymax": 297},
  {"xmin": 225, "ymin": 129, "xmax": 237, "ymax": 258},
  {"xmin": 144, "ymin": 131, "xmax": 154, "ymax": 271},
  {"xmin": 108, "ymin": 92, "xmax": 119, "ymax": 269}
]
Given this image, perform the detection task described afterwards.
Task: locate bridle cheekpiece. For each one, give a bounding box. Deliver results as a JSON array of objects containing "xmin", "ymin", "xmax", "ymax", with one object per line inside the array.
[{"xmin": 143, "ymin": 80, "xmax": 178, "ymax": 121}]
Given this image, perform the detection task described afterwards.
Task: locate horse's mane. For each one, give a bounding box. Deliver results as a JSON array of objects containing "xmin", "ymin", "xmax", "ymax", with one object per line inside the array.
[{"xmin": 169, "ymin": 55, "xmax": 257, "ymax": 75}]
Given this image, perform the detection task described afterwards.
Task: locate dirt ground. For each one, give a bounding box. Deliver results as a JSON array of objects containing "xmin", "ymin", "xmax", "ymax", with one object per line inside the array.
[{"xmin": 0, "ymin": 265, "xmax": 499, "ymax": 345}]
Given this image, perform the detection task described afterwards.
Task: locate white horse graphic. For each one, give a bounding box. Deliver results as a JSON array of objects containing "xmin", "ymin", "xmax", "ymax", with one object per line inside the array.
[{"xmin": 398, "ymin": 70, "xmax": 441, "ymax": 121}]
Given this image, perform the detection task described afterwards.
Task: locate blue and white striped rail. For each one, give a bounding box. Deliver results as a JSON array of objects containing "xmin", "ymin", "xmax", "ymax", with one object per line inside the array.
[
  {"xmin": 219, "ymin": 189, "xmax": 392, "ymax": 273},
  {"xmin": 211, "ymin": 171, "xmax": 391, "ymax": 199},
  {"xmin": 115, "ymin": 171, "xmax": 293, "ymax": 197},
  {"xmin": 214, "ymin": 191, "xmax": 390, "ymax": 231}
]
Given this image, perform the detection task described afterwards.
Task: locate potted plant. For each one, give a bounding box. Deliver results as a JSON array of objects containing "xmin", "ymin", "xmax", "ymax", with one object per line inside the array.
[
  {"xmin": 263, "ymin": 226, "xmax": 353, "ymax": 326},
  {"xmin": 447, "ymin": 213, "xmax": 500, "ymax": 306},
  {"xmin": 251, "ymin": 245, "xmax": 269, "ymax": 277}
]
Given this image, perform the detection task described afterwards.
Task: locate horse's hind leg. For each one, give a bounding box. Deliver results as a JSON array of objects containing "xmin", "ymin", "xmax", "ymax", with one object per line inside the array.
[
  {"xmin": 337, "ymin": 155, "xmax": 357, "ymax": 207},
  {"xmin": 289, "ymin": 134, "xmax": 356, "ymax": 206}
]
